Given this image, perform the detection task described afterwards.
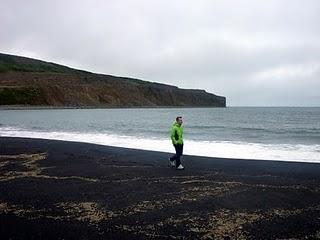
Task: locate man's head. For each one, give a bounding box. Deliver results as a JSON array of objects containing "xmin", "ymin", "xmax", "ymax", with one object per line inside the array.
[{"xmin": 176, "ymin": 116, "xmax": 183, "ymax": 125}]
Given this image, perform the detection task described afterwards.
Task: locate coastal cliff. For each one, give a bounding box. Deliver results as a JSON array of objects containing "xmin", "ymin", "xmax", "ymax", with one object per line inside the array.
[{"xmin": 0, "ymin": 53, "xmax": 226, "ymax": 107}]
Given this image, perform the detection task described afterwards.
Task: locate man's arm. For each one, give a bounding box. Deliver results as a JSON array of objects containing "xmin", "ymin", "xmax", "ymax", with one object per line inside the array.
[{"xmin": 171, "ymin": 126, "xmax": 178, "ymax": 145}]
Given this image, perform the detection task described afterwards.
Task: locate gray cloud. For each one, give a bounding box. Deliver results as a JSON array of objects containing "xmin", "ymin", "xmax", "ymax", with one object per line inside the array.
[{"xmin": 1, "ymin": 0, "xmax": 320, "ymax": 106}]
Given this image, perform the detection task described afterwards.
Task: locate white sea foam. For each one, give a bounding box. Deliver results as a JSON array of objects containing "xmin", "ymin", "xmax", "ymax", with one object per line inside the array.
[{"xmin": 1, "ymin": 127, "xmax": 320, "ymax": 163}]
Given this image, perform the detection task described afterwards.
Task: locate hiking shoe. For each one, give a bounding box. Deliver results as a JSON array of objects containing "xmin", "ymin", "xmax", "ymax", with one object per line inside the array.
[
  {"xmin": 168, "ymin": 158, "xmax": 175, "ymax": 167},
  {"xmin": 176, "ymin": 164, "xmax": 185, "ymax": 170}
]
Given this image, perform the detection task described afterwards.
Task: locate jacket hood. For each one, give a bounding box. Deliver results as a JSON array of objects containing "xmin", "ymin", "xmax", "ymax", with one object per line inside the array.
[{"xmin": 173, "ymin": 121, "xmax": 182, "ymax": 127}]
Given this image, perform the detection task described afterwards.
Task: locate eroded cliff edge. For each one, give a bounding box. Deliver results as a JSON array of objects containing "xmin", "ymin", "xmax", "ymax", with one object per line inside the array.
[{"xmin": 0, "ymin": 53, "xmax": 226, "ymax": 107}]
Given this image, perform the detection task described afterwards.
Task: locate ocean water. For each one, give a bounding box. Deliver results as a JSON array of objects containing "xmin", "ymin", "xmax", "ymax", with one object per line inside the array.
[{"xmin": 0, "ymin": 107, "xmax": 319, "ymax": 163}]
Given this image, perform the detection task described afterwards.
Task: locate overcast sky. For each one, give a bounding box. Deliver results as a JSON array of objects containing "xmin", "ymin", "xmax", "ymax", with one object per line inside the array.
[{"xmin": 1, "ymin": 0, "xmax": 320, "ymax": 106}]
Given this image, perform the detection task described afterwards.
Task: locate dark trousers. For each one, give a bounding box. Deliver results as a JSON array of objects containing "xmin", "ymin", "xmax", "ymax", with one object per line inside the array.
[{"xmin": 170, "ymin": 144, "xmax": 183, "ymax": 167}]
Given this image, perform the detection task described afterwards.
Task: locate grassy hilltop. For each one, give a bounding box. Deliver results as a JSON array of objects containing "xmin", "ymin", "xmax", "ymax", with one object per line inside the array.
[{"xmin": 0, "ymin": 53, "xmax": 226, "ymax": 107}]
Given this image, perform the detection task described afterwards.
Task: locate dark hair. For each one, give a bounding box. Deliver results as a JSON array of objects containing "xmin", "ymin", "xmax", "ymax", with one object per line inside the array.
[{"xmin": 176, "ymin": 116, "xmax": 182, "ymax": 121}]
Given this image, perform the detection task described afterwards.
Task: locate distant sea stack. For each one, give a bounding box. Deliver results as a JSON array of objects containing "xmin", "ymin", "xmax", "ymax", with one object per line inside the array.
[{"xmin": 0, "ymin": 53, "xmax": 226, "ymax": 107}]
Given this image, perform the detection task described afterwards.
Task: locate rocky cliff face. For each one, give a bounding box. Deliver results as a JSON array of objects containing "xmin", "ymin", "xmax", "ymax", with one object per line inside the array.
[{"xmin": 0, "ymin": 53, "xmax": 226, "ymax": 107}]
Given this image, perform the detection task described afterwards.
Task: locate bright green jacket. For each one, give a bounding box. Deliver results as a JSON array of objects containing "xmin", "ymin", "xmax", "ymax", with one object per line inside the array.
[{"xmin": 170, "ymin": 122, "xmax": 183, "ymax": 145}]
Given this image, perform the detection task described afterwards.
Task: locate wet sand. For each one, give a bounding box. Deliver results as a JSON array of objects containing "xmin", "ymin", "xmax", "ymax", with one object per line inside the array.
[{"xmin": 1, "ymin": 137, "xmax": 320, "ymax": 239}]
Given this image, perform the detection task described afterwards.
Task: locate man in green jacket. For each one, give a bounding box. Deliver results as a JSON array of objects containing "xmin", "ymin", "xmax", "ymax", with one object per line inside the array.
[{"xmin": 169, "ymin": 116, "xmax": 185, "ymax": 170}]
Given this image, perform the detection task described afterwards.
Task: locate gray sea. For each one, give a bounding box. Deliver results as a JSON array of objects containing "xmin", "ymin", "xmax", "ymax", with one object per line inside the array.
[{"xmin": 0, "ymin": 107, "xmax": 319, "ymax": 162}]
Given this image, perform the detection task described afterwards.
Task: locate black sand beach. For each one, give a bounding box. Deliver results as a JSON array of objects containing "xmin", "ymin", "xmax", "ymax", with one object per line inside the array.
[{"xmin": 1, "ymin": 137, "xmax": 320, "ymax": 239}]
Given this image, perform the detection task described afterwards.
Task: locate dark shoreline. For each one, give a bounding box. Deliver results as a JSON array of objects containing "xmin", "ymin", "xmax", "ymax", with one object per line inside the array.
[{"xmin": 1, "ymin": 137, "xmax": 320, "ymax": 239}]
